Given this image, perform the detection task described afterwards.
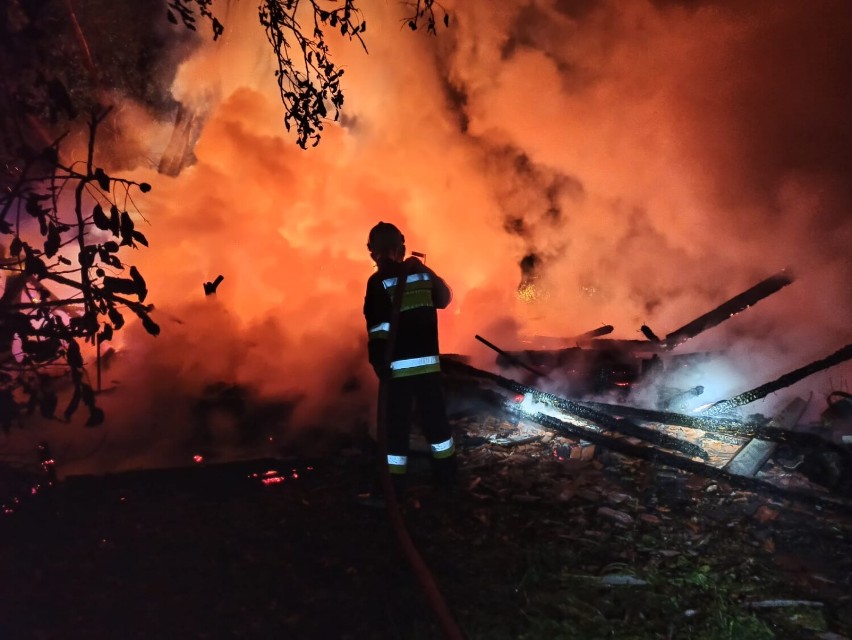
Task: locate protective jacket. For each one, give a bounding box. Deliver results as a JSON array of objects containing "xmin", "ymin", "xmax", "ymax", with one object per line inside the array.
[{"xmin": 363, "ymin": 256, "xmax": 451, "ymax": 378}]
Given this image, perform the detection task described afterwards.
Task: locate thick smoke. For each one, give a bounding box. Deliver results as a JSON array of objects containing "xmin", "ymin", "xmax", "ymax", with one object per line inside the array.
[
  {"xmin": 5, "ymin": 0, "xmax": 850, "ymax": 474},
  {"xmin": 438, "ymin": 0, "xmax": 851, "ymax": 413}
]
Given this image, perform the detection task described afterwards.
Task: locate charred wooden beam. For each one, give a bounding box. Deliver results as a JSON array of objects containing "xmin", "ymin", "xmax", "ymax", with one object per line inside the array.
[
  {"xmin": 703, "ymin": 343, "xmax": 852, "ymax": 416},
  {"xmin": 579, "ymin": 399, "xmax": 852, "ymax": 455},
  {"xmin": 529, "ymin": 399, "xmax": 709, "ymax": 460},
  {"xmin": 475, "ymin": 335, "xmax": 546, "ymax": 377},
  {"xmin": 662, "ymin": 269, "xmax": 794, "ymax": 349},
  {"xmin": 641, "ymin": 324, "xmax": 661, "ymax": 342},
  {"xmin": 443, "ymin": 359, "xmax": 708, "ymax": 459},
  {"xmin": 578, "ymin": 400, "xmax": 756, "ymax": 435}
]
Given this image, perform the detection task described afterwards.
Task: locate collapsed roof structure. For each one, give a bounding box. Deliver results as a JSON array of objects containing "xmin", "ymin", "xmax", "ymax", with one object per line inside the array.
[{"xmin": 442, "ymin": 269, "xmax": 852, "ymax": 511}]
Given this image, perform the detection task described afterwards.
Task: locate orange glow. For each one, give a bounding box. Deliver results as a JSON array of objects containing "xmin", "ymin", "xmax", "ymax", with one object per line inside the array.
[{"xmin": 13, "ymin": 0, "xmax": 847, "ymax": 474}]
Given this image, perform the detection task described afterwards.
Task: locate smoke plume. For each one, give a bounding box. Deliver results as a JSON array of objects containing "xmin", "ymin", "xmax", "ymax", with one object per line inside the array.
[{"xmin": 5, "ymin": 0, "xmax": 850, "ymax": 473}]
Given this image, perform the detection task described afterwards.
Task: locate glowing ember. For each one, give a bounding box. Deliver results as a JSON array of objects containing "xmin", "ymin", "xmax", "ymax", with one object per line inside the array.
[
  {"xmin": 516, "ymin": 283, "xmax": 538, "ymax": 303},
  {"xmin": 193, "ymin": 455, "xmax": 204, "ymax": 463},
  {"xmin": 249, "ymin": 469, "xmax": 287, "ymax": 485},
  {"xmin": 247, "ymin": 465, "xmax": 312, "ymax": 486}
]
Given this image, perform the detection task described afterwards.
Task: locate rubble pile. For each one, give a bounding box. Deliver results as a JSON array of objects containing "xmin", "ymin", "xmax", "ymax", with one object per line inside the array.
[{"xmin": 444, "ymin": 270, "xmax": 852, "ymax": 510}]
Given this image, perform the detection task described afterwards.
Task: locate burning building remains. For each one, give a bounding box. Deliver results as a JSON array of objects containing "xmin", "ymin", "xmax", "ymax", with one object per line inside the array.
[
  {"xmin": 0, "ymin": 0, "xmax": 848, "ymax": 483},
  {"xmin": 444, "ymin": 267, "xmax": 852, "ymax": 501}
]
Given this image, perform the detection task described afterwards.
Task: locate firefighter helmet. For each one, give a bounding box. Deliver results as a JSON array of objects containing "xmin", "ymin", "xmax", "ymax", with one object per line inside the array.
[{"xmin": 367, "ymin": 222, "xmax": 405, "ymax": 254}]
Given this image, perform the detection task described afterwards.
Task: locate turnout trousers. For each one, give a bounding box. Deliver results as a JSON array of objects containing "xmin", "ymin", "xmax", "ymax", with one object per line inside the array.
[{"xmin": 385, "ymin": 372, "xmax": 455, "ymax": 475}]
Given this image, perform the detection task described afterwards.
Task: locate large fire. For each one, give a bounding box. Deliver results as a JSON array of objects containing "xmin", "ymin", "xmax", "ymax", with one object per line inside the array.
[{"xmin": 3, "ymin": 0, "xmax": 851, "ymax": 474}]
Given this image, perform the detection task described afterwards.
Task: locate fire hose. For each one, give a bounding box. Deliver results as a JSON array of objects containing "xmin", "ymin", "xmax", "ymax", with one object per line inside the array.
[{"xmin": 376, "ymin": 261, "xmax": 466, "ymax": 640}]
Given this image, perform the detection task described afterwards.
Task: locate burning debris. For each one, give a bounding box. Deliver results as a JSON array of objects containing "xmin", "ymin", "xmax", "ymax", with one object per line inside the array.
[
  {"xmin": 203, "ymin": 274, "xmax": 225, "ymax": 296},
  {"xmin": 445, "ymin": 270, "xmax": 852, "ymax": 509},
  {"xmin": 485, "ymin": 270, "xmax": 800, "ymax": 395},
  {"xmin": 656, "ymin": 269, "xmax": 794, "ymax": 351}
]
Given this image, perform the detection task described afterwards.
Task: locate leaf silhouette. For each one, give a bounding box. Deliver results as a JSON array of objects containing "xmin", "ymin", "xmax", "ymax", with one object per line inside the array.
[
  {"xmin": 93, "ymin": 168, "xmax": 110, "ymax": 191},
  {"xmin": 92, "ymin": 204, "xmax": 111, "ymax": 230},
  {"xmin": 43, "ymin": 223, "xmax": 60, "ymax": 258}
]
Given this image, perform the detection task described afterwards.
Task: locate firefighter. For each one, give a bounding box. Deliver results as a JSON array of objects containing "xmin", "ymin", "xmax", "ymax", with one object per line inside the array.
[{"xmin": 363, "ymin": 222, "xmax": 457, "ymax": 496}]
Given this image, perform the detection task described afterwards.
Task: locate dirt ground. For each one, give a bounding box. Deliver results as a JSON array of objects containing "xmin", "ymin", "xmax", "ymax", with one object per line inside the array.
[{"xmin": 1, "ymin": 414, "xmax": 851, "ymax": 640}]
